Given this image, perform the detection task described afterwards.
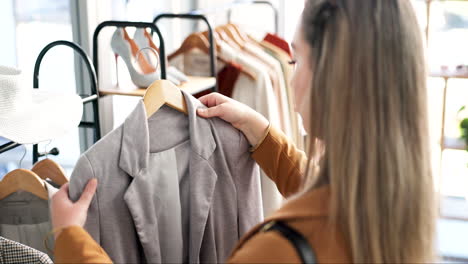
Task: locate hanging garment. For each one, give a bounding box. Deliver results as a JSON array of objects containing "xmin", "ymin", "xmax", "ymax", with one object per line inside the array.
[
  {"xmin": 169, "ymin": 42, "xmax": 285, "ymax": 216},
  {"xmin": 69, "ymin": 90, "xmax": 263, "ymax": 263},
  {"xmin": 217, "ymin": 42, "xmax": 284, "ymax": 217},
  {"xmin": 259, "ymin": 40, "xmax": 307, "ymax": 151},
  {"xmin": 193, "ymin": 61, "xmax": 243, "ymax": 99},
  {"xmin": 0, "ymin": 236, "xmax": 51, "ymax": 264},
  {"xmin": 263, "ymin": 33, "xmax": 293, "ymax": 58},
  {"xmin": 243, "ymin": 42, "xmax": 292, "ymax": 140},
  {"xmin": 0, "ymin": 181, "xmax": 58, "ymax": 260}
]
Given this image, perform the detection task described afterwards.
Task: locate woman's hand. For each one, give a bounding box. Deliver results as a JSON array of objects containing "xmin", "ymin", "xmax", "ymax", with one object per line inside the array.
[
  {"xmin": 197, "ymin": 93, "xmax": 269, "ymax": 147},
  {"xmin": 50, "ymin": 179, "xmax": 97, "ymax": 239}
]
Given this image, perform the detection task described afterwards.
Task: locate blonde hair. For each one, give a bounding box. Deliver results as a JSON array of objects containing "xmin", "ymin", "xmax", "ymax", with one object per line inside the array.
[{"xmin": 302, "ymin": 0, "xmax": 436, "ymax": 262}]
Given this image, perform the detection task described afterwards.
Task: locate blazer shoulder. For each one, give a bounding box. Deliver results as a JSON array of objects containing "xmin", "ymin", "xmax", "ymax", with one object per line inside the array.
[
  {"xmin": 83, "ymin": 125, "xmax": 124, "ymax": 158},
  {"xmin": 209, "ymin": 117, "xmax": 249, "ymax": 154}
]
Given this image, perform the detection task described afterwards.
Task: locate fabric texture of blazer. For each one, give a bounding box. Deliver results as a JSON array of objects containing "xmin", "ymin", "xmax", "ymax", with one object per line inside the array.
[
  {"xmin": 69, "ymin": 91, "xmax": 263, "ymax": 263},
  {"xmin": 55, "ymin": 125, "xmax": 352, "ymax": 263}
]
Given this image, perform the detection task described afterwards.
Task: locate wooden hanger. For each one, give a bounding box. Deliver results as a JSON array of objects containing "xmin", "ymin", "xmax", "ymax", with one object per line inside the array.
[
  {"xmin": 227, "ymin": 23, "xmax": 257, "ymax": 46},
  {"xmin": 143, "ymin": 79, "xmax": 188, "ymax": 118},
  {"xmin": 199, "ymin": 31, "xmax": 257, "ymax": 81},
  {"xmin": 0, "ymin": 169, "xmax": 48, "ymax": 200},
  {"xmin": 215, "ymin": 28, "xmax": 241, "ymax": 50},
  {"xmin": 32, "ymin": 159, "xmax": 68, "ymax": 186},
  {"xmin": 169, "ymin": 32, "xmax": 257, "ymax": 81},
  {"xmin": 168, "ymin": 33, "xmax": 212, "ymax": 61},
  {"xmin": 218, "ymin": 25, "xmax": 245, "ymax": 48}
]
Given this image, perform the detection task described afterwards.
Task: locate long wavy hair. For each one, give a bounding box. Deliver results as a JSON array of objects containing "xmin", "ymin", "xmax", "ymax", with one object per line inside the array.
[{"xmin": 301, "ymin": 0, "xmax": 436, "ymax": 262}]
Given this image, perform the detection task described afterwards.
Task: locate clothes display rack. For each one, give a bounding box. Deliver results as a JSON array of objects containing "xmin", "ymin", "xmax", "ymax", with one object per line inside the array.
[
  {"xmin": 0, "ymin": 41, "xmax": 102, "ymax": 163},
  {"xmin": 186, "ymin": 0, "xmax": 278, "ymax": 34},
  {"xmin": 93, "ymin": 21, "xmax": 167, "ymax": 81},
  {"xmin": 32, "ymin": 40, "xmax": 102, "ymax": 163},
  {"xmin": 153, "ymin": 13, "xmax": 217, "ymax": 84},
  {"xmin": 1, "ymin": 0, "xmax": 279, "ymax": 157},
  {"xmin": 96, "ymin": 19, "xmax": 218, "ymax": 97},
  {"xmin": 226, "ymin": 0, "xmax": 279, "ymax": 34}
]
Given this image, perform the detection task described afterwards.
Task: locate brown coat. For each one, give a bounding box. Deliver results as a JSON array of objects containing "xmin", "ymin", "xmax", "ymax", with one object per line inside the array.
[{"xmin": 54, "ymin": 126, "xmax": 351, "ymax": 263}]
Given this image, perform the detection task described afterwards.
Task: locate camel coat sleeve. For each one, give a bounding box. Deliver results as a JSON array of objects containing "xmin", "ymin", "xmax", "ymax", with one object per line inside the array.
[
  {"xmin": 55, "ymin": 226, "xmax": 112, "ymax": 263},
  {"xmin": 54, "ymin": 126, "xmax": 307, "ymax": 263},
  {"xmin": 251, "ymin": 125, "xmax": 307, "ymax": 197}
]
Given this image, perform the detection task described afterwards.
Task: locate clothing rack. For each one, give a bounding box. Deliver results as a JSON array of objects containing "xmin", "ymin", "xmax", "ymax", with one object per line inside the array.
[
  {"xmin": 93, "ymin": 21, "xmax": 167, "ymax": 81},
  {"xmin": 227, "ymin": 0, "xmax": 279, "ymax": 34},
  {"xmin": 0, "ymin": 142, "xmax": 21, "ymax": 154},
  {"xmin": 0, "ymin": 40, "xmax": 102, "ymax": 164},
  {"xmin": 153, "ymin": 13, "xmax": 218, "ymax": 93},
  {"xmin": 189, "ymin": 0, "xmax": 279, "ymax": 35},
  {"xmin": 93, "ymin": 21, "xmax": 218, "ymax": 97},
  {"xmin": 33, "ymin": 40, "xmax": 102, "ymax": 163}
]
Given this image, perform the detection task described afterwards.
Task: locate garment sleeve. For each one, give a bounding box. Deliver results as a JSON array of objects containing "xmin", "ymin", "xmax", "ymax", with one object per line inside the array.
[
  {"xmin": 251, "ymin": 126, "xmax": 307, "ymax": 197},
  {"xmin": 235, "ymin": 132, "xmax": 264, "ymax": 236},
  {"xmin": 55, "ymin": 226, "xmax": 112, "ymax": 263},
  {"xmin": 68, "ymin": 154, "xmax": 101, "ymax": 245}
]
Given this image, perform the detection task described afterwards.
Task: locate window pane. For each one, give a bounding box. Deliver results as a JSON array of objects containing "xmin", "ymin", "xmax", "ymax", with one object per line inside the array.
[
  {"xmin": 0, "ymin": 0, "xmax": 79, "ymax": 174},
  {"xmin": 428, "ymin": 1, "xmax": 468, "ymax": 70}
]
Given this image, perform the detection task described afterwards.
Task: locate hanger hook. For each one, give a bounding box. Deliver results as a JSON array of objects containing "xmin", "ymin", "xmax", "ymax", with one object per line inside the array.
[
  {"xmin": 19, "ymin": 145, "xmax": 27, "ymax": 168},
  {"xmin": 135, "ymin": 47, "xmax": 160, "ymax": 71}
]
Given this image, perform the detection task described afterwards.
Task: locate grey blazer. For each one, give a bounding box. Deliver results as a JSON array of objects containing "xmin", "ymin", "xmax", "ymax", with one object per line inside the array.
[{"xmin": 69, "ymin": 91, "xmax": 263, "ymax": 263}]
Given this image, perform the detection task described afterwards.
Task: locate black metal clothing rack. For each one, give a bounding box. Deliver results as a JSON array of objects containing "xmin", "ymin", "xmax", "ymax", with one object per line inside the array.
[
  {"xmin": 1, "ymin": 1, "xmax": 278, "ymax": 156},
  {"xmin": 188, "ymin": 0, "xmax": 279, "ymax": 35},
  {"xmin": 32, "ymin": 40, "xmax": 101, "ymax": 163},
  {"xmin": 0, "ymin": 40, "xmax": 102, "ymax": 164},
  {"xmin": 0, "ymin": 142, "xmax": 21, "ymax": 154},
  {"xmin": 153, "ymin": 13, "xmax": 217, "ymax": 89},
  {"xmin": 227, "ymin": 0, "xmax": 279, "ymax": 34},
  {"xmin": 92, "ymin": 21, "xmax": 167, "ymax": 81}
]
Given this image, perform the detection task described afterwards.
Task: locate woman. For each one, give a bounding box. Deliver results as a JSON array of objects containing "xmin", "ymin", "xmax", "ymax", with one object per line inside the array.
[{"xmin": 50, "ymin": 0, "xmax": 436, "ymax": 262}]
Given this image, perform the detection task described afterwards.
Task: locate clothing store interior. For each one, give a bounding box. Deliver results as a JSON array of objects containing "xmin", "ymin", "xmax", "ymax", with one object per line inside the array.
[{"xmin": 0, "ymin": 0, "xmax": 468, "ymax": 263}]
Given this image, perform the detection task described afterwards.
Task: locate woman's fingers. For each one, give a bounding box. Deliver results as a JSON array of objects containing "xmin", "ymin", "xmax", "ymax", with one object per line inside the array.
[
  {"xmin": 198, "ymin": 93, "xmax": 229, "ymax": 107},
  {"xmin": 53, "ymin": 183, "xmax": 70, "ymax": 201},
  {"xmin": 197, "ymin": 105, "xmax": 224, "ymax": 118},
  {"xmin": 77, "ymin": 178, "xmax": 98, "ymax": 208}
]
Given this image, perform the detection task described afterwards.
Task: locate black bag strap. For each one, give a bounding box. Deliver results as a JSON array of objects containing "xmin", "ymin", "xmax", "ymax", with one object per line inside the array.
[{"xmin": 262, "ymin": 221, "xmax": 317, "ymax": 264}]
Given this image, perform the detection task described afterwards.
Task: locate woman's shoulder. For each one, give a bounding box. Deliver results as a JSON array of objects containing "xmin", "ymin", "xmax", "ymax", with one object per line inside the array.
[
  {"xmin": 229, "ymin": 186, "xmax": 352, "ymax": 263},
  {"xmin": 229, "ymin": 217, "xmax": 350, "ymax": 263},
  {"xmin": 228, "ymin": 228, "xmax": 302, "ymax": 263}
]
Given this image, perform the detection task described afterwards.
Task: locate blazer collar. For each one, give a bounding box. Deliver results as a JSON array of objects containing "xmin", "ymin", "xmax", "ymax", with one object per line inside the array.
[{"xmin": 119, "ymin": 90, "xmax": 216, "ymax": 177}]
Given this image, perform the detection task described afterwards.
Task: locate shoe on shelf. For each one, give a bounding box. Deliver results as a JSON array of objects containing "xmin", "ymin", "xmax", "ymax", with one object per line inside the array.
[
  {"xmin": 134, "ymin": 28, "xmax": 189, "ymax": 84},
  {"xmin": 133, "ymin": 28, "xmax": 160, "ymax": 68},
  {"xmin": 110, "ymin": 27, "xmax": 160, "ymax": 88}
]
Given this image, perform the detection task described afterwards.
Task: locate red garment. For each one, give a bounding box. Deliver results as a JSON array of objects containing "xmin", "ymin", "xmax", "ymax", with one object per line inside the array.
[
  {"xmin": 194, "ymin": 62, "xmax": 243, "ymax": 98},
  {"xmin": 263, "ymin": 33, "xmax": 292, "ymax": 58}
]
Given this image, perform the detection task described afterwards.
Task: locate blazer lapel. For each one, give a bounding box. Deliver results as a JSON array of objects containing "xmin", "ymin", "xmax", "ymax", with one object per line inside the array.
[
  {"xmin": 123, "ymin": 171, "xmax": 163, "ymax": 262},
  {"xmin": 182, "ymin": 90, "xmax": 219, "ymax": 262},
  {"xmin": 119, "ymin": 101, "xmax": 163, "ymax": 262},
  {"xmin": 188, "ymin": 154, "xmax": 217, "ymax": 262},
  {"xmin": 118, "ymin": 93, "xmax": 220, "ymax": 263}
]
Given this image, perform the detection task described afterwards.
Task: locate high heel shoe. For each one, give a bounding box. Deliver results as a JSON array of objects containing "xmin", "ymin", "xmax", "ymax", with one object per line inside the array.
[
  {"xmin": 110, "ymin": 27, "xmax": 160, "ymax": 88},
  {"xmin": 134, "ymin": 28, "xmax": 189, "ymax": 84},
  {"xmin": 133, "ymin": 28, "xmax": 160, "ymax": 67}
]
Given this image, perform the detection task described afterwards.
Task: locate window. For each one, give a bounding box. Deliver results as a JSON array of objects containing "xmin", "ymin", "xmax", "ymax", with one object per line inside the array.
[
  {"xmin": 424, "ymin": 1, "xmax": 468, "ymax": 210},
  {"xmin": 0, "ymin": 0, "xmax": 79, "ymax": 175}
]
